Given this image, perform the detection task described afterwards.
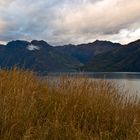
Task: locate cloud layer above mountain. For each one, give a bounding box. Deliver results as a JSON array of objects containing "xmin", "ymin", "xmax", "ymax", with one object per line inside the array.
[{"xmin": 0, "ymin": 0, "xmax": 140, "ymax": 45}]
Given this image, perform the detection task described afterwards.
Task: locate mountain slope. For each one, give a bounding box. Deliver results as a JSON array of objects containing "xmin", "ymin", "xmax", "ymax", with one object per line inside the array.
[
  {"xmin": 81, "ymin": 40, "xmax": 140, "ymax": 72},
  {"xmin": 54, "ymin": 40, "xmax": 121, "ymax": 63},
  {"xmin": 0, "ymin": 40, "xmax": 81, "ymax": 74},
  {"xmin": 0, "ymin": 39, "xmax": 140, "ymax": 73}
]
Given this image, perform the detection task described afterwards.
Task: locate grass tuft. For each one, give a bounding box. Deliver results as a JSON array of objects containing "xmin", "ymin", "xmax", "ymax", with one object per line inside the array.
[{"xmin": 0, "ymin": 68, "xmax": 139, "ymax": 140}]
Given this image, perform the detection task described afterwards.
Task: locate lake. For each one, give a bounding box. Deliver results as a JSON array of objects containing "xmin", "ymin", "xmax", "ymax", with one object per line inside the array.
[
  {"xmin": 88, "ymin": 72, "xmax": 140, "ymax": 97},
  {"xmin": 49, "ymin": 72, "xmax": 140, "ymax": 97}
]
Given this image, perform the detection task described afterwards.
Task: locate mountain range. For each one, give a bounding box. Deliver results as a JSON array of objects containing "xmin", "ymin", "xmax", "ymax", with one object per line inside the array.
[
  {"xmin": 81, "ymin": 39, "xmax": 140, "ymax": 72},
  {"xmin": 0, "ymin": 39, "xmax": 139, "ymax": 74}
]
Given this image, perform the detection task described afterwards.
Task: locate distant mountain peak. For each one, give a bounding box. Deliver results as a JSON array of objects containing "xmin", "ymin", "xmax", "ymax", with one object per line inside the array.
[
  {"xmin": 94, "ymin": 39, "xmax": 102, "ymax": 43},
  {"xmin": 93, "ymin": 40, "xmax": 113, "ymax": 44},
  {"xmin": 126, "ymin": 39, "xmax": 140, "ymax": 46},
  {"xmin": 0, "ymin": 44, "xmax": 5, "ymax": 47},
  {"xmin": 7, "ymin": 40, "xmax": 29, "ymax": 47},
  {"xmin": 31, "ymin": 40, "xmax": 51, "ymax": 47}
]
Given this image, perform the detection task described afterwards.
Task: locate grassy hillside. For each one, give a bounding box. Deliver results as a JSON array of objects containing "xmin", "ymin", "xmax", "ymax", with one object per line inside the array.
[{"xmin": 0, "ymin": 68, "xmax": 139, "ymax": 140}]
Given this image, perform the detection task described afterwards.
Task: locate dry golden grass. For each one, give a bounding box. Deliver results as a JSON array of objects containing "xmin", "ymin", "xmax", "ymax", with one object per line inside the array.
[{"xmin": 0, "ymin": 68, "xmax": 139, "ymax": 140}]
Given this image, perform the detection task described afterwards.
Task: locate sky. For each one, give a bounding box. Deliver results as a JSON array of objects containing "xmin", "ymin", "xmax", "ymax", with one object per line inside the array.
[{"xmin": 0, "ymin": 0, "xmax": 140, "ymax": 45}]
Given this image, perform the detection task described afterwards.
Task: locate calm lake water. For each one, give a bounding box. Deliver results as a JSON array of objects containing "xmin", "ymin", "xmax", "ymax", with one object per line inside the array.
[
  {"xmin": 87, "ymin": 72, "xmax": 140, "ymax": 97},
  {"xmin": 49, "ymin": 72, "xmax": 140, "ymax": 97}
]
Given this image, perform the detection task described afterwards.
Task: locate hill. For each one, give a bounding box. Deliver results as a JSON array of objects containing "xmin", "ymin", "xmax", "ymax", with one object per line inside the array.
[
  {"xmin": 0, "ymin": 39, "xmax": 140, "ymax": 73},
  {"xmin": 0, "ymin": 40, "xmax": 81, "ymax": 74},
  {"xmin": 55, "ymin": 40, "xmax": 121, "ymax": 63},
  {"xmin": 81, "ymin": 40, "xmax": 140, "ymax": 72}
]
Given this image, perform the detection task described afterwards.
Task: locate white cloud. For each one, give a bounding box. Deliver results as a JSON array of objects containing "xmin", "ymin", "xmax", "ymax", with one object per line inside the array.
[
  {"xmin": 27, "ymin": 45, "xmax": 40, "ymax": 51},
  {"xmin": 0, "ymin": 0, "xmax": 140, "ymax": 45}
]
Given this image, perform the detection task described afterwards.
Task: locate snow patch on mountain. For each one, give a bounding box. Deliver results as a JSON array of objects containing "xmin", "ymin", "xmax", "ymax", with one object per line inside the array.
[{"xmin": 27, "ymin": 45, "xmax": 40, "ymax": 51}]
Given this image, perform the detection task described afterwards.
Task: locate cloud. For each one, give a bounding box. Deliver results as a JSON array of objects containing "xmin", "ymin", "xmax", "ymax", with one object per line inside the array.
[{"xmin": 0, "ymin": 0, "xmax": 140, "ymax": 45}]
